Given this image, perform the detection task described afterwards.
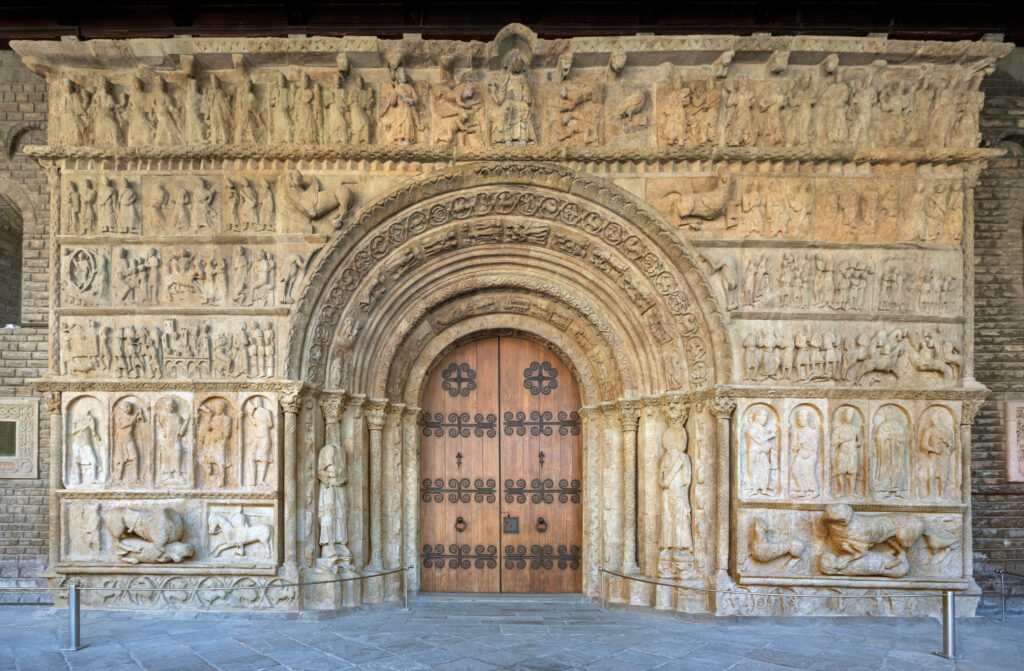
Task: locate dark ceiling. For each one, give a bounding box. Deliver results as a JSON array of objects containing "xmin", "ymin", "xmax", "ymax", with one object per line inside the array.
[{"xmin": 0, "ymin": 2, "xmax": 1021, "ymax": 47}]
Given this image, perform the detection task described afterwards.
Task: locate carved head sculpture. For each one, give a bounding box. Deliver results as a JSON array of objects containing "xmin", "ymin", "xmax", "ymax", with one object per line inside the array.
[
  {"xmin": 823, "ymin": 53, "xmax": 840, "ymax": 75},
  {"xmin": 439, "ymin": 54, "xmax": 455, "ymax": 84},
  {"xmin": 609, "ymin": 51, "xmax": 627, "ymax": 76},
  {"xmin": 754, "ymin": 408, "xmax": 769, "ymax": 427},
  {"xmin": 557, "ymin": 52, "xmax": 573, "ymax": 81},
  {"xmin": 395, "ymin": 67, "xmax": 410, "ymax": 85},
  {"xmin": 505, "ymin": 48, "xmax": 527, "ymax": 74},
  {"xmin": 666, "ymin": 402, "xmax": 689, "ymax": 428},
  {"xmin": 822, "ymin": 502, "xmax": 853, "ymax": 526}
]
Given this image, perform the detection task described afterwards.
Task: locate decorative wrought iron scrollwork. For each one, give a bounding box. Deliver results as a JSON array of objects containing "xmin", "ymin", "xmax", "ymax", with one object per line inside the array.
[
  {"xmin": 421, "ymin": 477, "xmax": 497, "ymax": 503},
  {"xmin": 422, "ymin": 412, "xmax": 498, "ymax": 438},
  {"xmin": 503, "ymin": 410, "xmax": 580, "ymax": 436},
  {"xmin": 503, "ymin": 544, "xmax": 580, "ymax": 570},
  {"xmin": 441, "ymin": 362, "xmax": 477, "ymax": 397},
  {"xmin": 523, "ymin": 361, "xmax": 559, "ymax": 395},
  {"xmin": 422, "ymin": 543, "xmax": 498, "ymax": 569},
  {"xmin": 504, "ymin": 478, "xmax": 581, "ymax": 504}
]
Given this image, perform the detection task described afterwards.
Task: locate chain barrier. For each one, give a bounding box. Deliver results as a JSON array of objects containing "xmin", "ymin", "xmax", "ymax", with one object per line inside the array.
[
  {"xmin": 599, "ymin": 567, "xmax": 962, "ymax": 660},
  {"xmin": 993, "ymin": 569, "xmax": 1024, "ymax": 622}
]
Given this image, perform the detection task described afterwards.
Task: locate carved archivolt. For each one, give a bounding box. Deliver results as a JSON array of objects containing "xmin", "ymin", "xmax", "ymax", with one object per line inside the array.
[{"xmin": 289, "ymin": 162, "xmax": 730, "ymax": 394}]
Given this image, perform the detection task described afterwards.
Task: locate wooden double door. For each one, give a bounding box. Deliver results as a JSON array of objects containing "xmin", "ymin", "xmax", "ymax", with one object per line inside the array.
[{"xmin": 420, "ymin": 336, "xmax": 583, "ymax": 593}]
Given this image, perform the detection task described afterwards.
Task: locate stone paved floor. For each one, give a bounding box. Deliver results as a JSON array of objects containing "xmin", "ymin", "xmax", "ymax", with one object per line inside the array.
[{"xmin": 0, "ymin": 595, "xmax": 1021, "ymax": 671}]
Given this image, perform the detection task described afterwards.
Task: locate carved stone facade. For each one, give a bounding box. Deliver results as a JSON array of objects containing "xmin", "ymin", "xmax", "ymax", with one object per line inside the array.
[{"xmin": 5, "ymin": 25, "xmax": 1008, "ymax": 615}]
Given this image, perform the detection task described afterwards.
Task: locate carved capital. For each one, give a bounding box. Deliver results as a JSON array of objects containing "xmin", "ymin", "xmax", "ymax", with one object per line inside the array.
[
  {"xmin": 365, "ymin": 399, "xmax": 388, "ymax": 431},
  {"xmin": 619, "ymin": 400, "xmax": 642, "ymax": 430},
  {"xmin": 403, "ymin": 405, "xmax": 424, "ymax": 423},
  {"xmin": 44, "ymin": 391, "xmax": 62, "ymax": 416},
  {"xmin": 961, "ymin": 399, "xmax": 985, "ymax": 427},
  {"xmin": 347, "ymin": 394, "xmax": 367, "ymax": 419},
  {"xmin": 319, "ymin": 395, "xmax": 345, "ymax": 423},
  {"xmin": 710, "ymin": 396, "xmax": 737, "ymax": 420},
  {"xmin": 386, "ymin": 402, "xmax": 405, "ymax": 422},
  {"xmin": 280, "ymin": 388, "xmax": 302, "ymax": 415}
]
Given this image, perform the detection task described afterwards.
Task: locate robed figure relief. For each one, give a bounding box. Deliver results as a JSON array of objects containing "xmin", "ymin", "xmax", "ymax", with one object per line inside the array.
[
  {"xmin": 489, "ymin": 48, "xmax": 536, "ymax": 145},
  {"xmin": 658, "ymin": 404, "xmax": 693, "ymax": 578},
  {"xmin": 317, "ymin": 442, "xmax": 354, "ymax": 574}
]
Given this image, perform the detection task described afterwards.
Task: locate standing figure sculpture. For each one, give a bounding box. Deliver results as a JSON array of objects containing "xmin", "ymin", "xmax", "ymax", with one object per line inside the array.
[
  {"xmin": 919, "ymin": 410, "xmax": 956, "ymax": 499},
  {"xmin": 658, "ymin": 404, "xmax": 693, "ymax": 577},
  {"xmin": 789, "ymin": 407, "xmax": 821, "ymax": 498},
  {"xmin": 291, "ymin": 73, "xmax": 322, "ymax": 145},
  {"xmin": 489, "ymin": 48, "xmax": 536, "ymax": 145},
  {"xmin": 380, "ymin": 66, "xmax": 421, "ymax": 144},
  {"xmin": 246, "ymin": 398, "xmax": 275, "ymax": 487},
  {"xmin": 831, "ymin": 407, "xmax": 863, "ymax": 497},
  {"xmin": 198, "ymin": 399, "xmax": 233, "ymax": 488},
  {"xmin": 70, "ymin": 408, "xmax": 102, "ymax": 485},
  {"xmin": 317, "ymin": 442, "xmax": 355, "ymax": 574},
  {"xmin": 873, "ymin": 407, "xmax": 909, "ymax": 499},
  {"xmin": 743, "ymin": 406, "xmax": 779, "ymax": 496},
  {"xmin": 112, "ymin": 400, "xmax": 146, "ymax": 484},
  {"xmin": 156, "ymin": 397, "xmax": 190, "ymax": 485}
]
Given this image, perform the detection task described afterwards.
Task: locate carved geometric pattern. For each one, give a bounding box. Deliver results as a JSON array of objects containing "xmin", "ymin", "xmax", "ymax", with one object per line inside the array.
[
  {"xmin": 503, "ymin": 478, "xmax": 581, "ymax": 504},
  {"xmin": 503, "ymin": 410, "xmax": 580, "ymax": 436},
  {"xmin": 503, "ymin": 544, "xmax": 581, "ymax": 570},
  {"xmin": 421, "ymin": 412, "xmax": 498, "ymax": 438},
  {"xmin": 441, "ymin": 362, "xmax": 477, "ymax": 397},
  {"xmin": 421, "ymin": 543, "xmax": 498, "ymax": 569},
  {"xmin": 523, "ymin": 361, "xmax": 558, "ymax": 395},
  {"xmin": 421, "ymin": 477, "xmax": 497, "ymax": 503}
]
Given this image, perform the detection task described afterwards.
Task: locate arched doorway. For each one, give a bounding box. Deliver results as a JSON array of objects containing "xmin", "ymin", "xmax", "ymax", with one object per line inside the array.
[{"xmin": 419, "ymin": 335, "xmax": 583, "ymax": 593}]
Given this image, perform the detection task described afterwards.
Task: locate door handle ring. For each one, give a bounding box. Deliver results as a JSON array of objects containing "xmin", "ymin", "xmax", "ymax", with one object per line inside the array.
[
  {"xmin": 536, "ymin": 517, "xmax": 548, "ymax": 533},
  {"xmin": 455, "ymin": 516, "xmax": 467, "ymax": 533}
]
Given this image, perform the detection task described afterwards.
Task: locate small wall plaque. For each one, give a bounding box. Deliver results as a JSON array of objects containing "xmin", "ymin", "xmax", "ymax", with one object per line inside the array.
[{"xmin": 0, "ymin": 398, "xmax": 38, "ymax": 479}]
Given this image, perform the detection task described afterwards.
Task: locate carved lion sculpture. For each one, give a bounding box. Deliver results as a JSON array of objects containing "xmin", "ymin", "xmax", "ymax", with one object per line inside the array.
[
  {"xmin": 104, "ymin": 507, "xmax": 194, "ymax": 564},
  {"xmin": 818, "ymin": 503, "xmax": 956, "ymax": 578},
  {"xmin": 663, "ymin": 168, "xmax": 736, "ymax": 229}
]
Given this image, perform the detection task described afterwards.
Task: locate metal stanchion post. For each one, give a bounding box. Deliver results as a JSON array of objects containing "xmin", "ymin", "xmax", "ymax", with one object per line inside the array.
[
  {"xmin": 61, "ymin": 584, "xmax": 83, "ymax": 651},
  {"xmin": 600, "ymin": 570, "xmax": 606, "ymax": 612},
  {"xmin": 935, "ymin": 590, "xmax": 957, "ymax": 660},
  {"xmin": 403, "ymin": 567, "xmax": 409, "ymax": 611},
  {"xmin": 1000, "ymin": 571, "xmax": 1006, "ymax": 622}
]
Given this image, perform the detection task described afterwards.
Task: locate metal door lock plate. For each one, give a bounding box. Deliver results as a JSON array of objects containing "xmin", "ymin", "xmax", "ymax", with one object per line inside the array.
[{"xmin": 503, "ymin": 516, "xmax": 519, "ymax": 534}]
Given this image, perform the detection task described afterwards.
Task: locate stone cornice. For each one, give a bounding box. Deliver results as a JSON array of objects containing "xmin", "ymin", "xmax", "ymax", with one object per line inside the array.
[{"xmin": 23, "ymin": 144, "xmax": 1004, "ymax": 167}]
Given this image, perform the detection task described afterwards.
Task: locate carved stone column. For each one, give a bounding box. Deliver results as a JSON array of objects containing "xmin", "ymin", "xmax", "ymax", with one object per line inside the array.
[
  {"xmin": 578, "ymin": 406, "xmax": 602, "ymax": 596},
  {"xmin": 345, "ymin": 395, "xmax": 367, "ymax": 573},
  {"xmin": 960, "ymin": 399, "xmax": 984, "ymax": 582},
  {"xmin": 620, "ymin": 400, "xmax": 642, "ymax": 576},
  {"xmin": 382, "ymin": 403, "xmax": 404, "ymax": 599},
  {"xmin": 600, "ymin": 403, "xmax": 622, "ymax": 573},
  {"xmin": 710, "ymin": 396, "xmax": 736, "ymax": 578},
  {"xmin": 44, "ymin": 392, "xmax": 62, "ymax": 574},
  {"xmin": 280, "ymin": 388, "xmax": 301, "ymax": 569},
  {"xmin": 402, "ymin": 406, "xmax": 422, "ymax": 591},
  {"xmin": 365, "ymin": 399, "xmax": 387, "ymax": 572}
]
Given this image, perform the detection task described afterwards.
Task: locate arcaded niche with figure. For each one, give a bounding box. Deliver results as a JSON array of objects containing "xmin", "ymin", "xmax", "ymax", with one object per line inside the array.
[{"xmin": 4, "ymin": 24, "xmax": 1011, "ymax": 615}]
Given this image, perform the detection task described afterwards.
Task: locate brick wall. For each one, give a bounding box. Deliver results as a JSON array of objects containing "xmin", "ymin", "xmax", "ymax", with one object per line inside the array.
[
  {"xmin": 0, "ymin": 49, "xmax": 50, "ymax": 603},
  {"xmin": 972, "ymin": 49, "xmax": 1024, "ymax": 615}
]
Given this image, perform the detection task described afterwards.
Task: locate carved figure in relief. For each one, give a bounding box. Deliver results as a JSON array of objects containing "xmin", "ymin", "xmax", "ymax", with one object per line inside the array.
[
  {"xmin": 117, "ymin": 178, "xmax": 141, "ymax": 234},
  {"xmin": 267, "ymin": 73, "xmax": 292, "ymax": 143},
  {"xmin": 818, "ymin": 503, "xmax": 956, "ymax": 578},
  {"xmin": 246, "ymin": 397, "xmax": 275, "ymax": 487},
  {"xmin": 706, "ymin": 255, "xmax": 739, "ymax": 311},
  {"xmin": 349, "ymin": 75, "xmax": 375, "ymax": 145},
  {"xmin": 58, "ymin": 79, "xmax": 92, "ymax": 145},
  {"xmin": 70, "ymin": 408, "xmax": 102, "ymax": 485},
  {"xmin": 283, "ymin": 170, "xmax": 353, "ymax": 232},
  {"xmin": 209, "ymin": 511, "xmax": 273, "ymax": 558},
  {"xmin": 233, "ymin": 79, "xmax": 266, "ymax": 144},
  {"xmin": 112, "ymin": 399, "xmax": 146, "ymax": 484},
  {"xmin": 291, "ymin": 73, "xmax": 323, "ymax": 145},
  {"xmin": 317, "ymin": 442, "xmax": 354, "ymax": 573},
  {"xmin": 873, "ymin": 406, "xmax": 909, "ymax": 499},
  {"xmin": 125, "ymin": 77, "xmax": 156, "ymax": 146},
  {"xmin": 789, "ymin": 407, "xmax": 820, "ymax": 498},
  {"xmin": 152, "ymin": 78, "xmax": 182, "ymax": 145},
  {"xmin": 182, "ymin": 77, "xmax": 206, "ymax": 143},
  {"xmin": 434, "ymin": 59, "xmax": 482, "ymax": 146},
  {"xmin": 77, "ymin": 179, "xmax": 97, "ymax": 234},
  {"xmin": 193, "ymin": 178, "xmax": 218, "ymax": 229},
  {"xmin": 380, "ymin": 66, "xmax": 422, "ymax": 144},
  {"xmin": 919, "ymin": 409, "xmax": 956, "ymax": 499},
  {"xmin": 748, "ymin": 517, "xmax": 804, "ymax": 566},
  {"xmin": 743, "ymin": 406, "xmax": 779, "ymax": 496},
  {"xmin": 553, "ymin": 81, "xmax": 599, "ymax": 145},
  {"xmin": 877, "ymin": 74, "xmax": 915, "ymax": 147},
  {"xmin": 280, "ymin": 255, "xmax": 305, "ymax": 304},
  {"xmin": 105, "ymin": 507, "xmax": 194, "ymax": 564},
  {"xmin": 70, "ymin": 502, "xmax": 102, "ymax": 559},
  {"xmin": 198, "ymin": 399, "xmax": 233, "ymax": 488},
  {"xmin": 325, "ymin": 74, "xmax": 351, "ymax": 143},
  {"xmin": 156, "ymin": 397, "xmax": 189, "ymax": 486},
  {"xmin": 816, "ymin": 55, "xmax": 849, "ymax": 145},
  {"xmin": 92, "ymin": 77, "xmax": 124, "ymax": 146},
  {"xmin": 664, "ymin": 170, "xmax": 735, "ymax": 230},
  {"xmin": 783, "ymin": 72, "xmax": 816, "ymax": 146},
  {"xmin": 489, "ymin": 48, "xmax": 536, "ymax": 145},
  {"xmin": 658, "ymin": 404, "xmax": 693, "ymax": 577},
  {"xmin": 722, "ymin": 79, "xmax": 755, "ymax": 146},
  {"xmin": 754, "ymin": 79, "xmax": 785, "ymax": 146},
  {"xmin": 97, "ymin": 177, "xmax": 118, "ymax": 233},
  {"xmin": 64, "ymin": 181, "xmax": 81, "ymax": 233},
  {"xmin": 203, "ymin": 75, "xmax": 233, "ymax": 145},
  {"xmin": 612, "ymin": 88, "xmax": 648, "ymax": 131},
  {"xmin": 688, "ymin": 78, "xmax": 721, "ymax": 145},
  {"xmin": 831, "ymin": 407, "xmax": 863, "ymax": 498}
]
